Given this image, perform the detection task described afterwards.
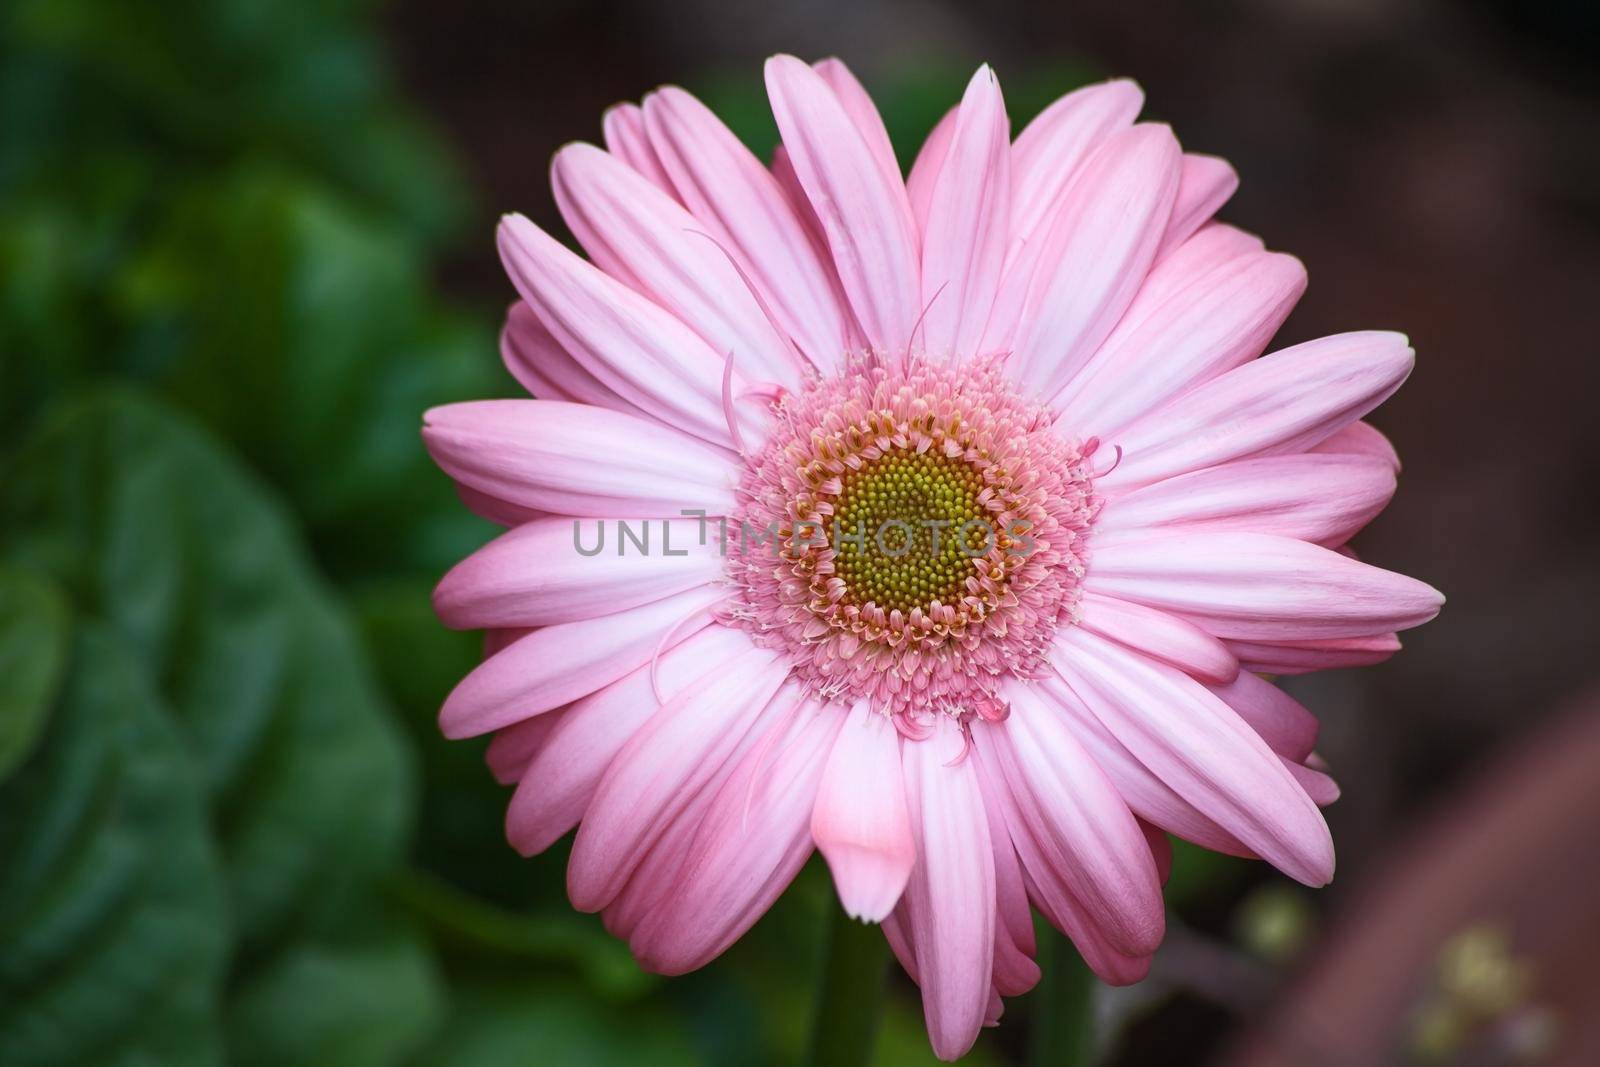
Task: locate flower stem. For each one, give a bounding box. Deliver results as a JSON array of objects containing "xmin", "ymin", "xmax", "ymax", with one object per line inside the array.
[
  {"xmin": 806, "ymin": 906, "xmax": 891, "ymax": 1067},
  {"xmin": 1029, "ymin": 924, "xmax": 1097, "ymax": 1067}
]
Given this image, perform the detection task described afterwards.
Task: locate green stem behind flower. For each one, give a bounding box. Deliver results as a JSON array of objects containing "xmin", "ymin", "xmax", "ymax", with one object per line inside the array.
[
  {"xmin": 806, "ymin": 906, "xmax": 891, "ymax": 1067},
  {"xmin": 1029, "ymin": 924, "xmax": 1097, "ymax": 1067}
]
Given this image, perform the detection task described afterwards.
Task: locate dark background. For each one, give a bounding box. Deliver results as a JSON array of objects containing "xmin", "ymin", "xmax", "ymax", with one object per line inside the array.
[{"xmin": 1, "ymin": 0, "xmax": 1597, "ymax": 1064}]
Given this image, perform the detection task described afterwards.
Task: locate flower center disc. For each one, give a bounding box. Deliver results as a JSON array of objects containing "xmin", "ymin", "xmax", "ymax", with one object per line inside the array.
[{"xmin": 831, "ymin": 451, "xmax": 987, "ymax": 614}]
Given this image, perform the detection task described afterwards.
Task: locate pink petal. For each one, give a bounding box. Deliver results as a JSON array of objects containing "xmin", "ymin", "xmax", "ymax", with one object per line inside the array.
[
  {"xmin": 1004, "ymin": 124, "xmax": 1181, "ymax": 398},
  {"xmin": 1120, "ymin": 222, "xmax": 1263, "ymax": 312},
  {"xmin": 765, "ymin": 54, "xmax": 921, "ymax": 356},
  {"xmin": 920, "ymin": 65, "xmax": 1011, "ymax": 361},
  {"xmin": 1312, "ymin": 419, "xmax": 1401, "ymax": 472},
  {"xmin": 1033, "ymin": 672, "xmax": 1252, "ymax": 857},
  {"xmin": 985, "ymin": 988, "xmax": 1005, "ymax": 1028},
  {"xmin": 505, "ymin": 624, "xmax": 754, "ymax": 855},
  {"xmin": 1009, "ymin": 79, "xmax": 1145, "ymax": 243},
  {"xmin": 1096, "ymin": 452, "xmax": 1397, "ymax": 548},
  {"xmin": 455, "ymin": 482, "xmax": 544, "ymax": 528},
  {"xmin": 552, "ymin": 142, "xmax": 803, "ymax": 388},
  {"xmin": 970, "ymin": 738, "xmax": 1155, "ymax": 985},
  {"xmin": 598, "ymin": 682, "xmax": 802, "ymax": 941},
  {"xmin": 984, "ymin": 682, "xmax": 1165, "ymax": 957},
  {"xmin": 1051, "ymin": 249, "xmax": 1306, "ymax": 431},
  {"xmin": 1025, "ymin": 865, "xmax": 1154, "ymax": 987},
  {"xmin": 643, "ymin": 86, "xmax": 852, "ymax": 372},
  {"xmin": 484, "ymin": 707, "xmax": 567, "ymax": 785},
  {"xmin": 906, "ymin": 107, "xmax": 958, "ymax": 233},
  {"xmin": 601, "ymin": 691, "xmax": 787, "ymax": 941},
  {"xmin": 811, "ymin": 58, "xmax": 907, "ymax": 220},
  {"xmin": 1284, "ymin": 758, "xmax": 1341, "ymax": 807},
  {"xmin": 483, "ymin": 628, "xmax": 532, "ymax": 658},
  {"xmin": 424, "ymin": 399, "xmax": 736, "ymax": 519},
  {"xmin": 1141, "ymin": 821, "xmax": 1174, "ymax": 884},
  {"xmin": 899, "ymin": 716, "xmax": 995, "ymax": 1061},
  {"xmin": 810, "ymin": 701, "xmax": 915, "ymax": 921},
  {"xmin": 976, "ymin": 759, "xmax": 1040, "ymax": 994},
  {"xmin": 1078, "ymin": 592, "xmax": 1239, "ymax": 684},
  {"xmin": 500, "ymin": 301, "xmax": 577, "ymax": 402},
  {"xmin": 598, "ymin": 797, "xmax": 710, "ymax": 941},
  {"xmin": 1053, "ymin": 628, "xmax": 1335, "ymax": 885},
  {"xmin": 566, "ymin": 645, "xmax": 788, "ymax": 910},
  {"xmin": 501, "ymin": 301, "xmax": 650, "ymax": 425},
  {"xmin": 1086, "ymin": 529, "xmax": 1444, "ymax": 641},
  {"xmin": 769, "ymin": 145, "xmax": 836, "ymax": 271},
  {"xmin": 1225, "ymin": 633, "xmax": 1402, "ymax": 675},
  {"xmin": 1156, "ymin": 153, "xmax": 1239, "ymax": 259},
  {"xmin": 438, "ymin": 584, "xmax": 723, "ymax": 739},
  {"xmin": 980, "ymin": 775, "xmax": 1041, "ymax": 997},
  {"xmin": 1094, "ymin": 330, "xmax": 1415, "ymax": 491},
  {"xmin": 882, "ymin": 909, "xmax": 918, "ymax": 983},
  {"xmin": 631, "ymin": 698, "xmax": 845, "ymax": 973},
  {"xmin": 1206, "ymin": 670, "xmax": 1319, "ymax": 762},
  {"xmin": 497, "ymin": 214, "xmax": 759, "ymax": 449},
  {"xmin": 433, "ymin": 516, "xmax": 721, "ymax": 630},
  {"xmin": 600, "ymin": 684, "xmax": 803, "ymax": 943},
  {"xmin": 975, "ymin": 80, "xmax": 1146, "ymax": 356},
  {"xmin": 601, "ymin": 102, "xmax": 680, "ymax": 201}
]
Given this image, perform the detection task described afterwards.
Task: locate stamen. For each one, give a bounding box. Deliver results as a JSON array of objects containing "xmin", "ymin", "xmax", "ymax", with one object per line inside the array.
[
  {"xmin": 685, "ymin": 228, "xmax": 815, "ymax": 374},
  {"xmin": 945, "ymin": 720, "xmax": 974, "ymax": 767},
  {"xmin": 649, "ymin": 601, "xmax": 726, "ymax": 705},
  {"xmin": 720, "ymin": 348, "xmax": 745, "ymax": 455},
  {"xmin": 723, "ymin": 357, "xmax": 1099, "ymax": 725},
  {"xmin": 893, "ymin": 709, "xmax": 934, "ymax": 741},
  {"xmin": 1093, "ymin": 443, "xmax": 1125, "ymax": 479},
  {"xmin": 739, "ymin": 381, "xmax": 788, "ymax": 402},
  {"xmin": 905, "ymin": 281, "xmax": 949, "ymax": 368}
]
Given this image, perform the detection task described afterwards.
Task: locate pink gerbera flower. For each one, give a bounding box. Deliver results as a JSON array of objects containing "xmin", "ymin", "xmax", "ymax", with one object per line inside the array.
[{"xmin": 424, "ymin": 55, "xmax": 1442, "ymax": 1059}]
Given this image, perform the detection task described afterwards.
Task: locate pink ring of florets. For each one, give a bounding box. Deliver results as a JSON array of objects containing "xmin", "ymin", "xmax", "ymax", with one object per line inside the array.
[{"xmin": 720, "ymin": 357, "xmax": 1099, "ymax": 724}]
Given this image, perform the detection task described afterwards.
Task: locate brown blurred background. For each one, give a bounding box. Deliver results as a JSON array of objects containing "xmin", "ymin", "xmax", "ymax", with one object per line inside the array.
[{"xmin": 384, "ymin": 0, "xmax": 1600, "ymax": 1062}]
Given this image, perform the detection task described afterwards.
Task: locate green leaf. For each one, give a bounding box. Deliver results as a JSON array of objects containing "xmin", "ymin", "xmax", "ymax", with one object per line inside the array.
[
  {"xmin": 2, "ymin": 1, "xmax": 491, "ymax": 580},
  {"xmin": 352, "ymin": 579, "xmax": 555, "ymax": 908},
  {"xmin": 412, "ymin": 978, "xmax": 701, "ymax": 1067},
  {"xmin": 393, "ymin": 867, "xmax": 655, "ymax": 1001},
  {"xmin": 0, "ymin": 625, "xmax": 229, "ymax": 1067},
  {"xmin": 128, "ymin": 167, "xmax": 503, "ymax": 579},
  {"xmin": 0, "ymin": 566, "xmax": 71, "ymax": 782},
  {"xmin": 0, "ymin": 389, "xmax": 448, "ymax": 1063},
  {"xmin": 226, "ymin": 909, "xmax": 442, "ymax": 1067},
  {"xmin": 0, "ymin": 389, "xmax": 414, "ymax": 953},
  {"xmin": 2, "ymin": 0, "xmax": 468, "ymax": 242}
]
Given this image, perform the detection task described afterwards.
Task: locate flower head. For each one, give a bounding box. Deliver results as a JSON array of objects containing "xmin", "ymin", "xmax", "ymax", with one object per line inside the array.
[{"xmin": 424, "ymin": 54, "xmax": 1442, "ymax": 1059}]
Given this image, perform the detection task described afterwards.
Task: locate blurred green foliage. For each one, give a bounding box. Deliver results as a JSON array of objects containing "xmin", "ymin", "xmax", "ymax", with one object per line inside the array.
[
  {"xmin": 0, "ymin": 0, "xmax": 668, "ymax": 1061},
  {"xmin": 0, "ymin": 1, "xmax": 959, "ymax": 1062},
  {"xmin": 0, "ymin": 626, "xmax": 228, "ymax": 1065},
  {"xmin": 0, "ymin": 1, "xmax": 1251, "ymax": 1062},
  {"xmin": 0, "ymin": 567, "xmax": 70, "ymax": 780}
]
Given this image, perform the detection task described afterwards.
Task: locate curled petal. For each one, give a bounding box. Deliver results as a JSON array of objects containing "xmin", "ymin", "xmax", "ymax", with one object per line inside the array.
[{"xmin": 811, "ymin": 701, "xmax": 916, "ymax": 921}]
